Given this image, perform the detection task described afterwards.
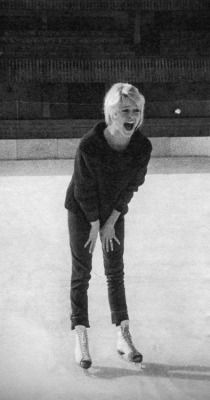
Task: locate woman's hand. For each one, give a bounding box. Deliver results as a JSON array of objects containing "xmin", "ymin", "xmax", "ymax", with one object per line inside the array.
[
  {"xmin": 100, "ymin": 222, "xmax": 120, "ymax": 252},
  {"xmin": 84, "ymin": 220, "xmax": 100, "ymax": 254}
]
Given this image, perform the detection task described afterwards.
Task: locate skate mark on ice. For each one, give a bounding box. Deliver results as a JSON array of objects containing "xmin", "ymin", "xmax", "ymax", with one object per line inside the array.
[{"xmin": 88, "ymin": 364, "xmax": 210, "ymax": 381}]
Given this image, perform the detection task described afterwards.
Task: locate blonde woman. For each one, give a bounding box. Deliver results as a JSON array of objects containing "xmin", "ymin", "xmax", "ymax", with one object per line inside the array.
[{"xmin": 65, "ymin": 83, "xmax": 152, "ymax": 369}]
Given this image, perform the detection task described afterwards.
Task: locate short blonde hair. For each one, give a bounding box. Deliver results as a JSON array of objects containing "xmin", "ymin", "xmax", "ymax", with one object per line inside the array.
[{"xmin": 103, "ymin": 83, "xmax": 145, "ymax": 128}]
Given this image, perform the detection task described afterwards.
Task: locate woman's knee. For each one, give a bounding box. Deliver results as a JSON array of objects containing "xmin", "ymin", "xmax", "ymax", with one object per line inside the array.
[{"xmin": 104, "ymin": 257, "xmax": 124, "ymax": 278}]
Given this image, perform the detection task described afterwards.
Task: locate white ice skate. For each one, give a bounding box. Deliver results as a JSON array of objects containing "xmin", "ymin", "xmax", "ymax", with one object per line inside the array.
[
  {"xmin": 75, "ymin": 325, "xmax": 92, "ymax": 369},
  {"xmin": 117, "ymin": 320, "xmax": 143, "ymax": 363}
]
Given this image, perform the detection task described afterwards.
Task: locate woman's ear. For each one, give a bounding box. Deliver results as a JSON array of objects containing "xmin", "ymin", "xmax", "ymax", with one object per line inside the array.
[
  {"xmin": 112, "ymin": 111, "xmax": 118, "ymax": 120},
  {"xmin": 109, "ymin": 112, "xmax": 115, "ymax": 125}
]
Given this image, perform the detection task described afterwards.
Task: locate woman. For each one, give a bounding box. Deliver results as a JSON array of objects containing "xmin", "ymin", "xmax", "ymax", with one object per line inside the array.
[{"xmin": 65, "ymin": 83, "xmax": 152, "ymax": 369}]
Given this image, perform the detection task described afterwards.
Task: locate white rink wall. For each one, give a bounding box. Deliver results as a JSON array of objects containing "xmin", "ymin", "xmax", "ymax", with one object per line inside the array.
[{"xmin": 0, "ymin": 137, "xmax": 210, "ymax": 160}]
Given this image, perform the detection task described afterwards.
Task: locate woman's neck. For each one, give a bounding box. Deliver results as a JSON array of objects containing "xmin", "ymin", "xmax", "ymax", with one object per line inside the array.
[{"xmin": 104, "ymin": 127, "xmax": 131, "ymax": 151}]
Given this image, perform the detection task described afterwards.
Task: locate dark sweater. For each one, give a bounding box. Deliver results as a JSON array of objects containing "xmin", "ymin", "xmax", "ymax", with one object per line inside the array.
[{"xmin": 65, "ymin": 121, "xmax": 152, "ymax": 226}]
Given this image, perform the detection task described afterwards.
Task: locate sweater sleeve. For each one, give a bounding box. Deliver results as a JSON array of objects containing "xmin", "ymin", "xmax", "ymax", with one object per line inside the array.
[
  {"xmin": 114, "ymin": 143, "xmax": 152, "ymax": 213},
  {"xmin": 74, "ymin": 149, "xmax": 99, "ymax": 222}
]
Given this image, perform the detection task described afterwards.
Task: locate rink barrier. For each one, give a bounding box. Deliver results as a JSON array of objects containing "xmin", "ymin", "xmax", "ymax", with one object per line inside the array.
[
  {"xmin": 0, "ymin": 137, "xmax": 210, "ymax": 160},
  {"xmin": 0, "ymin": 0, "xmax": 209, "ymax": 10},
  {"xmin": 1, "ymin": 118, "xmax": 210, "ymax": 139},
  {"xmin": 1, "ymin": 58, "xmax": 210, "ymax": 83}
]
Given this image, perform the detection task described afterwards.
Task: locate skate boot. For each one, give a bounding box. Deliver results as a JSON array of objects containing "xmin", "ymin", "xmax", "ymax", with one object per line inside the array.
[
  {"xmin": 117, "ymin": 320, "xmax": 143, "ymax": 363},
  {"xmin": 75, "ymin": 325, "xmax": 92, "ymax": 369}
]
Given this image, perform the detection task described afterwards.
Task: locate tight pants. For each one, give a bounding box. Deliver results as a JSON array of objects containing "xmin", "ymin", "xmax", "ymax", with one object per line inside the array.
[{"xmin": 68, "ymin": 210, "xmax": 129, "ymax": 329}]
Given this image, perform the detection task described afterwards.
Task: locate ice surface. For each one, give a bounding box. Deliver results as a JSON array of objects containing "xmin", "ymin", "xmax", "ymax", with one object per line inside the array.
[{"xmin": 0, "ymin": 157, "xmax": 210, "ymax": 400}]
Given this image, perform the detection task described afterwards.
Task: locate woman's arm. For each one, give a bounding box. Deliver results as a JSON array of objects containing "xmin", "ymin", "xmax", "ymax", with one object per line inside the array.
[
  {"xmin": 100, "ymin": 143, "xmax": 152, "ymax": 252},
  {"xmin": 74, "ymin": 149, "xmax": 100, "ymax": 253},
  {"xmin": 114, "ymin": 144, "xmax": 152, "ymax": 213},
  {"xmin": 74, "ymin": 149, "xmax": 99, "ymax": 223},
  {"xmin": 114, "ymin": 166, "xmax": 147, "ymax": 213}
]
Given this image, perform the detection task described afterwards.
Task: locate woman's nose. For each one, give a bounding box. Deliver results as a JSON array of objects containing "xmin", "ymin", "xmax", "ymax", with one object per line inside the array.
[{"xmin": 128, "ymin": 112, "xmax": 134, "ymax": 119}]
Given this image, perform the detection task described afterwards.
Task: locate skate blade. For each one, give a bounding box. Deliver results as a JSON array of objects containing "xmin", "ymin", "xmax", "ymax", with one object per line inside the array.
[
  {"xmin": 117, "ymin": 350, "xmax": 143, "ymax": 367},
  {"xmin": 80, "ymin": 360, "xmax": 92, "ymax": 369}
]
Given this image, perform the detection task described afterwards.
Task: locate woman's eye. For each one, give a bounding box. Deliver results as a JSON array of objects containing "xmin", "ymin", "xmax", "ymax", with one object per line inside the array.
[{"xmin": 122, "ymin": 108, "xmax": 140, "ymax": 114}]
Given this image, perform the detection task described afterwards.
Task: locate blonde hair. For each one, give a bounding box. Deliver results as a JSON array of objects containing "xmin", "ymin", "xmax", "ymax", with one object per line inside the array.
[{"xmin": 103, "ymin": 83, "xmax": 145, "ymax": 128}]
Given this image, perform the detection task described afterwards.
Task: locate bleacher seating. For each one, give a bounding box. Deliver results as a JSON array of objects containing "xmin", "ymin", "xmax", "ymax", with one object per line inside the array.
[
  {"xmin": 0, "ymin": 1, "xmax": 209, "ymax": 144},
  {"xmin": 0, "ymin": 33, "xmax": 135, "ymax": 59}
]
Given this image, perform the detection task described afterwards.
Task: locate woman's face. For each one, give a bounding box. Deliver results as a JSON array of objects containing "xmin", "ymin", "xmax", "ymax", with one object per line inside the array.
[{"xmin": 111, "ymin": 97, "xmax": 142, "ymax": 137}]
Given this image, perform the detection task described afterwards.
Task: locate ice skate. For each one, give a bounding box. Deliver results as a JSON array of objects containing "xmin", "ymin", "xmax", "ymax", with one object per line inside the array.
[
  {"xmin": 117, "ymin": 320, "xmax": 143, "ymax": 363},
  {"xmin": 75, "ymin": 325, "xmax": 92, "ymax": 369}
]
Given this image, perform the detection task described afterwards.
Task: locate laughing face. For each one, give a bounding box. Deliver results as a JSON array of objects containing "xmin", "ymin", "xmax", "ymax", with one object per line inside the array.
[{"xmin": 112, "ymin": 97, "xmax": 142, "ymax": 138}]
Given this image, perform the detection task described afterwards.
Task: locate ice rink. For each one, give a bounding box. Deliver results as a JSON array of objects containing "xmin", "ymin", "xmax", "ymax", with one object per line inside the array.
[{"xmin": 0, "ymin": 157, "xmax": 210, "ymax": 400}]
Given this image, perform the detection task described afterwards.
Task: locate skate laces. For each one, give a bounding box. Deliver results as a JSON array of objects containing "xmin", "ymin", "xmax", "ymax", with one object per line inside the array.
[
  {"xmin": 77, "ymin": 329, "xmax": 90, "ymax": 359},
  {"xmin": 121, "ymin": 325, "xmax": 137, "ymax": 352}
]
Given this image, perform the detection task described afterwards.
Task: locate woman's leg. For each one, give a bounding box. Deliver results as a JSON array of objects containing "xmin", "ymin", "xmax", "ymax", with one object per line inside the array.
[
  {"xmin": 102, "ymin": 216, "xmax": 129, "ymax": 326},
  {"xmin": 102, "ymin": 217, "xmax": 143, "ymax": 363},
  {"xmin": 68, "ymin": 211, "xmax": 92, "ymax": 330}
]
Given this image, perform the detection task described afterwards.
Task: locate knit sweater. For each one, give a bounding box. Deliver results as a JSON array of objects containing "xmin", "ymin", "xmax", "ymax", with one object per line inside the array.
[{"xmin": 65, "ymin": 121, "xmax": 152, "ymax": 226}]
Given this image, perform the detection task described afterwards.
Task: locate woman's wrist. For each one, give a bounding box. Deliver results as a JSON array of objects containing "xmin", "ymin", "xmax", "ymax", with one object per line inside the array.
[
  {"xmin": 106, "ymin": 210, "xmax": 121, "ymax": 226},
  {"xmin": 90, "ymin": 219, "xmax": 100, "ymax": 229}
]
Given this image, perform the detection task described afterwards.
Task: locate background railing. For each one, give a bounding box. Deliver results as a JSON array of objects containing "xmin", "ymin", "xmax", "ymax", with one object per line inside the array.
[
  {"xmin": 0, "ymin": 0, "xmax": 209, "ymax": 11},
  {"xmin": 1, "ymin": 58, "xmax": 210, "ymax": 83},
  {"xmin": 0, "ymin": 101, "xmax": 103, "ymax": 120},
  {"xmin": 1, "ymin": 100, "xmax": 210, "ymax": 120}
]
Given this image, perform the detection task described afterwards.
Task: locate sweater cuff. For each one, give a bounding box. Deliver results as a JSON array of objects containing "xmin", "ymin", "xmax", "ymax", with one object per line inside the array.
[
  {"xmin": 86, "ymin": 211, "xmax": 100, "ymax": 223},
  {"xmin": 114, "ymin": 204, "xmax": 124, "ymax": 213}
]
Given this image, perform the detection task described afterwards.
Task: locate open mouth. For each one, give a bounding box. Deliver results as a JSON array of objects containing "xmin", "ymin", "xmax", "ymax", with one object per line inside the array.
[{"xmin": 124, "ymin": 122, "xmax": 134, "ymax": 131}]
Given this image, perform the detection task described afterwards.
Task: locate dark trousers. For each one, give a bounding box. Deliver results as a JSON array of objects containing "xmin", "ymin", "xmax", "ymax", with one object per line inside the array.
[{"xmin": 68, "ymin": 210, "xmax": 129, "ymax": 330}]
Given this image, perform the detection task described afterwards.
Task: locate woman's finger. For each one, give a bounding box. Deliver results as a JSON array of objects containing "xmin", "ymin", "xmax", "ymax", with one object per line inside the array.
[
  {"xmin": 84, "ymin": 239, "xmax": 90, "ymax": 248},
  {"xmin": 114, "ymin": 235, "xmax": 120, "ymax": 245},
  {"xmin": 84, "ymin": 239, "xmax": 94, "ymax": 252},
  {"xmin": 89, "ymin": 241, "xmax": 94, "ymax": 253}
]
